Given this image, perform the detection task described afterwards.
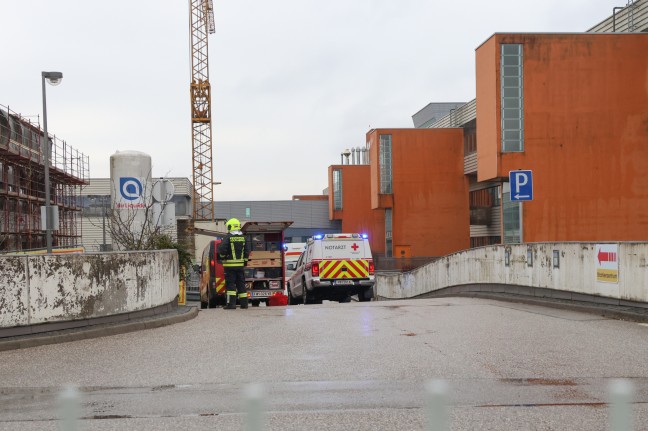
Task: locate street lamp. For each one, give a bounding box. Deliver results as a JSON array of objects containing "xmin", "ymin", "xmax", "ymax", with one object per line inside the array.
[{"xmin": 41, "ymin": 71, "xmax": 63, "ymax": 254}]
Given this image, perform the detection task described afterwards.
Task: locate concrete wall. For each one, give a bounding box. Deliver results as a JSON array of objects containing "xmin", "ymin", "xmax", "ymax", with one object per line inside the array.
[
  {"xmin": 0, "ymin": 250, "xmax": 178, "ymax": 328},
  {"xmin": 376, "ymin": 243, "xmax": 648, "ymax": 303}
]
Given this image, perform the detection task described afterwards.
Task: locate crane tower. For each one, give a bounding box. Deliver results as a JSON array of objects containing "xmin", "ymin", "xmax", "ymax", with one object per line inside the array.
[{"xmin": 189, "ymin": 0, "xmax": 216, "ymax": 221}]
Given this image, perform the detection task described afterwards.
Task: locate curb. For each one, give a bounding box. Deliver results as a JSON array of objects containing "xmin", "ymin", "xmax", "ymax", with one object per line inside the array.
[
  {"xmin": 415, "ymin": 292, "xmax": 648, "ymax": 323},
  {"xmin": 465, "ymin": 292, "xmax": 648, "ymax": 323},
  {"xmin": 0, "ymin": 306, "xmax": 199, "ymax": 352}
]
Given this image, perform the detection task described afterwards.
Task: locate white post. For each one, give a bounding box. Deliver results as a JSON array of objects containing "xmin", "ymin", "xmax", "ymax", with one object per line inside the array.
[
  {"xmin": 245, "ymin": 383, "xmax": 265, "ymax": 431},
  {"xmin": 425, "ymin": 379, "xmax": 448, "ymax": 431},
  {"xmin": 58, "ymin": 385, "xmax": 80, "ymax": 431},
  {"xmin": 609, "ymin": 379, "xmax": 634, "ymax": 431}
]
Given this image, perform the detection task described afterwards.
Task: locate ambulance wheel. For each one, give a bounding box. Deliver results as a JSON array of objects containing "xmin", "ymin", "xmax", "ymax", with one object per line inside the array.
[
  {"xmin": 358, "ymin": 288, "xmax": 373, "ymax": 302},
  {"xmin": 287, "ymin": 286, "xmax": 298, "ymax": 305},
  {"xmin": 302, "ymin": 279, "xmax": 310, "ymax": 304},
  {"xmin": 304, "ymin": 284, "xmax": 321, "ymax": 305}
]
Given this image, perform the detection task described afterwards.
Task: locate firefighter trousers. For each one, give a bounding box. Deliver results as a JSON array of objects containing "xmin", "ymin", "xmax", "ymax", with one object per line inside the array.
[{"xmin": 224, "ymin": 266, "xmax": 248, "ymax": 308}]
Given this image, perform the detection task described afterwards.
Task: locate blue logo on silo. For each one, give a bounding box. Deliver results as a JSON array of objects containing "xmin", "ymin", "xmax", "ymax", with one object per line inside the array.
[{"xmin": 120, "ymin": 177, "xmax": 143, "ymax": 201}]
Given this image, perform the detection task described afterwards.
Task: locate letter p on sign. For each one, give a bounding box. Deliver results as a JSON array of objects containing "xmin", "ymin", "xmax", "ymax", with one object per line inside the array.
[{"xmin": 509, "ymin": 170, "xmax": 533, "ymax": 201}]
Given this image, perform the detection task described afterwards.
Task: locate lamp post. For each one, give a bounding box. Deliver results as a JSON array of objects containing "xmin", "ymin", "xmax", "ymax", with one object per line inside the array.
[{"xmin": 41, "ymin": 71, "xmax": 63, "ymax": 254}]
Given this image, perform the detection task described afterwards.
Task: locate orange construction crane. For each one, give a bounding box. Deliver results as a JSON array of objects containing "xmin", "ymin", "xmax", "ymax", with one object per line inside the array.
[{"xmin": 189, "ymin": 0, "xmax": 216, "ymax": 221}]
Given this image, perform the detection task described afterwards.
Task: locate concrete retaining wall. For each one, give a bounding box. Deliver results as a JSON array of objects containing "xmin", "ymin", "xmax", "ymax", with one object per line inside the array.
[
  {"xmin": 0, "ymin": 250, "xmax": 179, "ymax": 328},
  {"xmin": 376, "ymin": 243, "xmax": 648, "ymax": 302}
]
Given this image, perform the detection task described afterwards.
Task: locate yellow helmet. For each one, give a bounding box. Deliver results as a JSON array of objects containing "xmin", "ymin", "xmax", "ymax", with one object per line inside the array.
[{"xmin": 226, "ymin": 218, "xmax": 241, "ymax": 231}]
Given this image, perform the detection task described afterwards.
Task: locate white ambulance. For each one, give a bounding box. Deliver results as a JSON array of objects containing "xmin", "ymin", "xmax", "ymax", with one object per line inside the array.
[
  {"xmin": 286, "ymin": 233, "xmax": 375, "ymax": 304},
  {"xmin": 284, "ymin": 242, "xmax": 306, "ymax": 288}
]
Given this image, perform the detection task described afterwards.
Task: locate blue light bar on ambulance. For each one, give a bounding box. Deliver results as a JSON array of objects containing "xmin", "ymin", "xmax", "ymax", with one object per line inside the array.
[
  {"xmin": 361, "ymin": 233, "xmax": 368, "ymax": 239},
  {"xmin": 313, "ymin": 234, "xmax": 323, "ymax": 240}
]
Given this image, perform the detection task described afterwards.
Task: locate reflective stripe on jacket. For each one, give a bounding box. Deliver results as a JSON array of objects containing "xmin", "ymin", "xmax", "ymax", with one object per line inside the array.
[{"xmin": 218, "ymin": 233, "xmax": 249, "ymax": 267}]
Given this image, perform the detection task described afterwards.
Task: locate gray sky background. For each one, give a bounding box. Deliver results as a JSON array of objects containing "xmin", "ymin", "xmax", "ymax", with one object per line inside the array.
[{"xmin": 2, "ymin": 0, "xmax": 614, "ymax": 201}]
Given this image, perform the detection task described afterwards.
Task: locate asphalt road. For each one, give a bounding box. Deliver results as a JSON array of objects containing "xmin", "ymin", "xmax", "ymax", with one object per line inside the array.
[{"xmin": 1, "ymin": 297, "xmax": 648, "ymax": 430}]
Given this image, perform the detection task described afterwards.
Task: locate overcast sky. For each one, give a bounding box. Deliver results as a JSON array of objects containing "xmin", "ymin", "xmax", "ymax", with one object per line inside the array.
[{"xmin": 2, "ymin": 0, "xmax": 614, "ymax": 200}]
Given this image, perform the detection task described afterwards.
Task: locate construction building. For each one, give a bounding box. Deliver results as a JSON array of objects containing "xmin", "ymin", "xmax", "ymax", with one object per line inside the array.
[
  {"xmin": 0, "ymin": 105, "xmax": 89, "ymax": 252},
  {"xmin": 328, "ymin": 1, "xmax": 648, "ymax": 259}
]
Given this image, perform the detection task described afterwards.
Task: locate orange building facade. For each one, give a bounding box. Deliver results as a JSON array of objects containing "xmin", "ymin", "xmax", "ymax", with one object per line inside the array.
[
  {"xmin": 476, "ymin": 33, "xmax": 648, "ymax": 242},
  {"xmin": 328, "ymin": 164, "xmax": 385, "ymax": 252},
  {"xmin": 330, "ymin": 129, "xmax": 469, "ymax": 257},
  {"xmin": 328, "ymin": 31, "xmax": 648, "ymax": 258}
]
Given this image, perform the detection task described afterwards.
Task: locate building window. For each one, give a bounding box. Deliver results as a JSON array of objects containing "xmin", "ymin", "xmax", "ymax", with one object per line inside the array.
[
  {"xmin": 502, "ymin": 182, "xmax": 522, "ymax": 244},
  {"xmin": 469, "ymin": 186, "xmax": 501, "ymax": 208},
  {"xmin": 463, "ymin": 119, "xmax": 477, "ymax": 154},
  {"xmin": 83, "ymin": 195, "xmax": 110, "ymax": 217},
  {"xmin": 489, "ymin": 186, "xmax": 501, "ymax": 207},
  {"xmin": 170, "ymin": 195, "xmax": 190, "ymax": 216},
  {"xmin": 385, "ymin": 208, "xmax": 393, "ymax": 257},
  {"xmin": 470, "ymin": 236, "xmax": 501, "ymax": 248},
  {"xmin": 6, "ymin": 165, "xmax": 14, "ymax": 193},
  {"xmin": 379, "ymin": 134, "xmax": 392, "ymax": 194},
  {"xmin": 333, "ymin": 169, "xmax": 343, "ymax": 210},
  {"xmin": 501, "ymin": 44, "xmax": 524, "ymax": 152}
]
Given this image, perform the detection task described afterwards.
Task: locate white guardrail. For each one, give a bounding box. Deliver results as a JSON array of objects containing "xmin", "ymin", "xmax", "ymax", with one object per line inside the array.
[{"xmin": 375, "ymin": 242, "xmax": 648, "ymax": 303}]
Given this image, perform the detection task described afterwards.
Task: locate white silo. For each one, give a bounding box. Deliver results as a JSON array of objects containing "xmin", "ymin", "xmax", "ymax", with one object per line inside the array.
[{"xmin": 110, "ymin": 151, "xmax": 153, "ymax": 249}]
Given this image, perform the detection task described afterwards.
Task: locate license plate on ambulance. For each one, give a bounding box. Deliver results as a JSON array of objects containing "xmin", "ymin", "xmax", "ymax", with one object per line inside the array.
[
  {"xmin": 333, "ymin": 280, "xmax": 353, "ymax": 285},
  {"xmin": 250, "ymin": 291, "xmax": 273, "ymax": 297}
]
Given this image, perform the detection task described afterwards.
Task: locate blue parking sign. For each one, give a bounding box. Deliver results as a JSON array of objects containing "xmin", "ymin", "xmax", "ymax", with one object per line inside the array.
[{"xmin": 509, "ymin": 170, "xmax": 533, "ymax": 201}]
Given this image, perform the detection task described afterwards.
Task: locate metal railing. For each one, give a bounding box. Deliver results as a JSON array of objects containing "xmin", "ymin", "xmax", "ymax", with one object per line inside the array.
[{"xmin": 185, "ymin": 269, "xmax": 201, "ymax": 300}]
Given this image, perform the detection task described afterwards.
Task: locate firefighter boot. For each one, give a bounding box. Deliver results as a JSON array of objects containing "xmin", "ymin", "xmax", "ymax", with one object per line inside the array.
[
  {"xmin": 224, "ymin": 293, "xmax": 237, "ymax": 309},
  {"xmin": 239, "ymin": 296, "xmax": 249, "ymax": 309}
]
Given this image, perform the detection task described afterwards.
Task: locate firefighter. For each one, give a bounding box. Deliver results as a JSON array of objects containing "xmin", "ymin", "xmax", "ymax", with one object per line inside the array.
[{"xmin": 218, "ymin": 218, "xmax": 250, "ymax": 309}]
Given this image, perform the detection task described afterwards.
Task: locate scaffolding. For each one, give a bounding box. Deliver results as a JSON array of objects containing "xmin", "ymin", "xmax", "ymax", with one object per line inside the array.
[{"xmin": 0, "ymin": 104, "xmax": 89, "ymax": 252}]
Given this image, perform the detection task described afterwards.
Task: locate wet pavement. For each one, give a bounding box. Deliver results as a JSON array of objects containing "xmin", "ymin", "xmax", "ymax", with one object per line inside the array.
[{"xmin": 1, "ymin": 297, "xmax": 647, "ymax": 430}]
